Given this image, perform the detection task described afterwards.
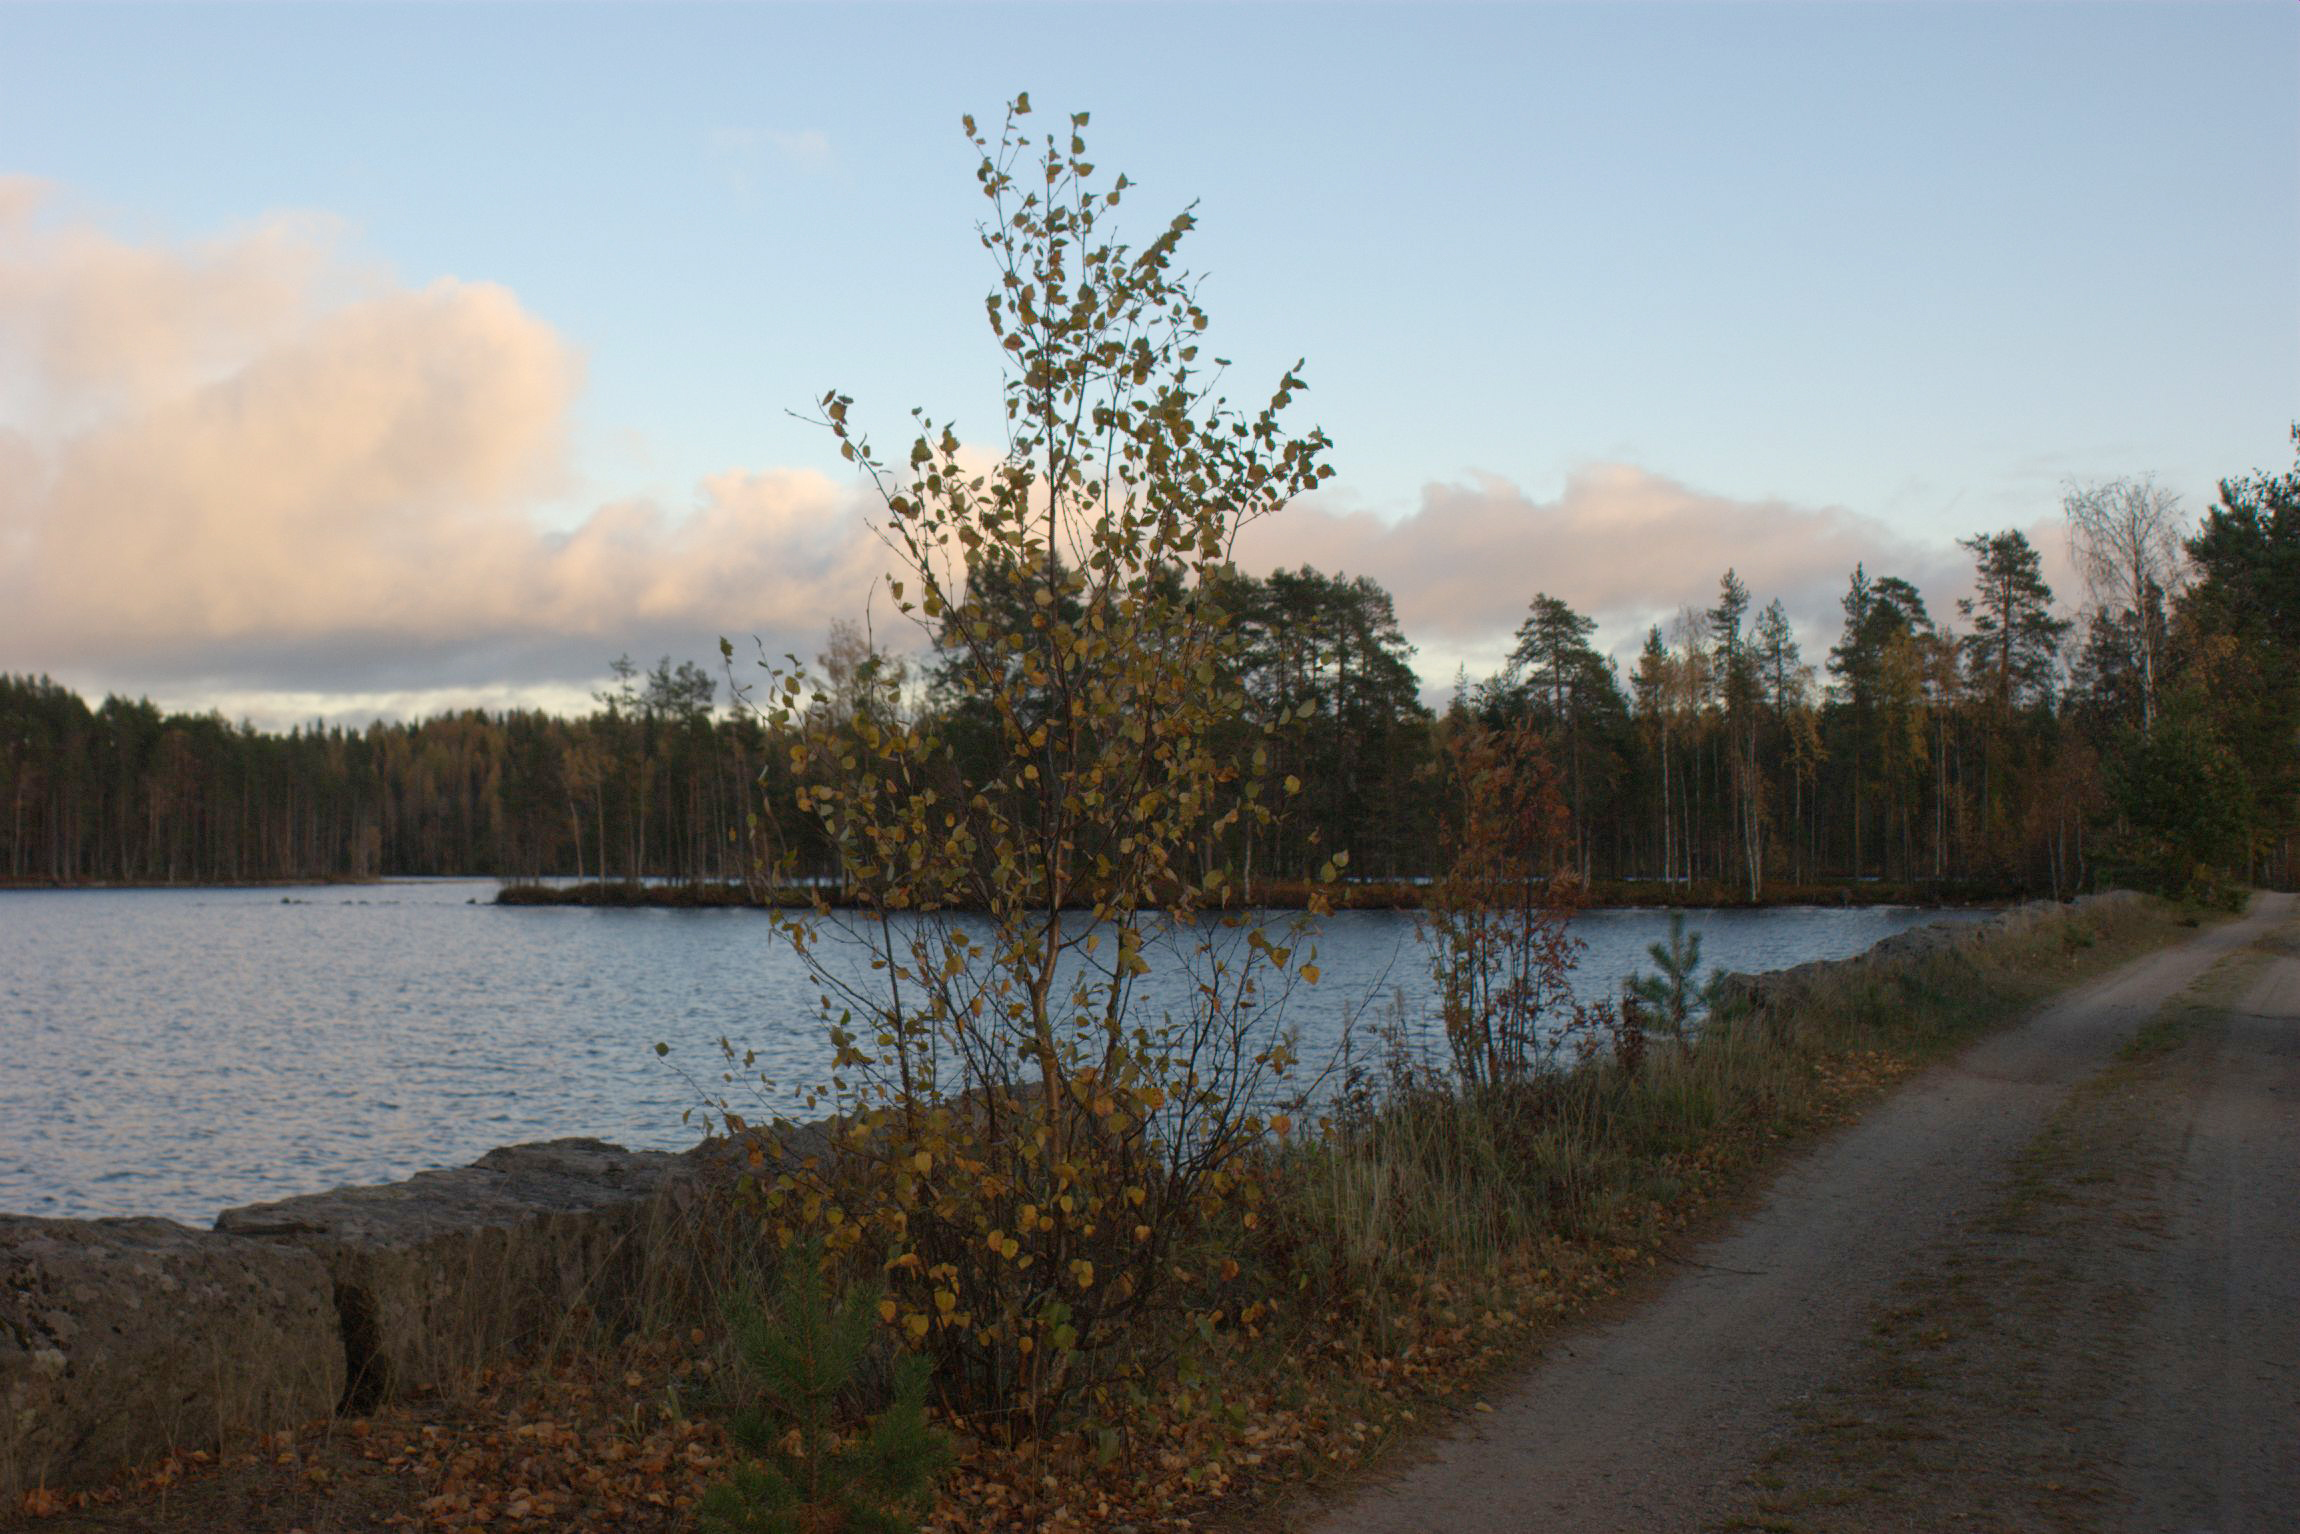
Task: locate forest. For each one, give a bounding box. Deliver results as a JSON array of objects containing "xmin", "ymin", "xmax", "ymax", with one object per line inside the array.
[{"xmin": 4, "ymin": 451, "xmax": 2293, "ymax": 902}]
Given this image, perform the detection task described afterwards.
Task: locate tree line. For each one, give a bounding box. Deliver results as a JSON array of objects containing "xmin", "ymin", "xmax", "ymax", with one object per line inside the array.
[
  {"xmin": 0, "ymin": 658, "xmax": 764, "ymax": 886},
  {"xmin": 4, "ymin": 446, "xmax": 2293, "ymax": 898}
]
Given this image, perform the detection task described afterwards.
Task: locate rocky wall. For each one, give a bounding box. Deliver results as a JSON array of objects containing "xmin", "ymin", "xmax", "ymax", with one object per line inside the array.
[
  {"xmin": 1, "ymin": 1135, "xmax": 754, "ymax": 1502},
  {"xmin": 1, "ymin": 1216, "xmax": 344, "ymax": 1503}
]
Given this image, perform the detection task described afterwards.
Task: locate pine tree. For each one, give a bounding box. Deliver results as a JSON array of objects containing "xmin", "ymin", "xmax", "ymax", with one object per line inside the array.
[
  {"xmin": 1623, "ymin": 912, "xmax": 1721, "ymax": 1043},
  {"xmin": 1956, "ymin": 530, "xmax": 2067, "ymax": 720},
  {"xmin": 698, "ymin": 1242, "xmax": 951, "ymax": 1534},
  {"xmin": 1505, "ymin": 593, "xmax": 1613, "ymax": 873}
]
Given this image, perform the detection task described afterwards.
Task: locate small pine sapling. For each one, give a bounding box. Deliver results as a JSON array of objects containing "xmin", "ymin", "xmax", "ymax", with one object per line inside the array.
[
  {"xmin": 698, "ymin": 1242, "xmax": 950, "ymax": 1534},
  {"xmin": 1624, "ymin": 912, "xmax": 1723, "ymax": 1044}
]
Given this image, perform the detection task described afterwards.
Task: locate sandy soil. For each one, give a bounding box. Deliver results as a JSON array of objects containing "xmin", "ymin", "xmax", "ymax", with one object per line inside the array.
[{"xmin": 1305, "ymin": 893, "xmax": 2297, "ymax": 1534}]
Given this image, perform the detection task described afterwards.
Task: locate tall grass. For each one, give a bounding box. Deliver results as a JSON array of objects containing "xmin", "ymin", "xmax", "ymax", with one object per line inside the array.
[{"xmin": 1261, "ymin": 895, "xmax": 2180, "ymax": 1332}]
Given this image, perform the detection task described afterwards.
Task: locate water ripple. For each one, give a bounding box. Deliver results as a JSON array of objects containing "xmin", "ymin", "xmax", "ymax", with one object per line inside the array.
[{"xmin": 0, "ymin": 879, "xmax": 1974, "ymax": 1224}]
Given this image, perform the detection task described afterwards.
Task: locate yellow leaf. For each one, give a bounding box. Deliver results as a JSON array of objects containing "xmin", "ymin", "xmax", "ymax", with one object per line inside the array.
[{"xmin": 878, "ymin": 1299, "xmax": 898, "ymax": 1324}]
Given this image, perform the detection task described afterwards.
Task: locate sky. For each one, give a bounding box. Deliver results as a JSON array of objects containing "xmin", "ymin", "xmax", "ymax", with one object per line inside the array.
[{"xmin": 2, "ymin": 2, "xmax": 2294, "ymax": 726}]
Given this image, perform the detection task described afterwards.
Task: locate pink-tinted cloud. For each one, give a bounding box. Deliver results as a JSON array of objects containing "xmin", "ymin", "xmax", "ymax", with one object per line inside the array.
[
  {"xmin": 1237, "ymin": 466, "xmax": 1985, "ymax": 676},
  {"xmin": 0, "ymin": 181, "xmax": 360, "ymax": 425},
  {"xmin": 0, "ymin": 193, "xmax": 891, "ymax": 713}
]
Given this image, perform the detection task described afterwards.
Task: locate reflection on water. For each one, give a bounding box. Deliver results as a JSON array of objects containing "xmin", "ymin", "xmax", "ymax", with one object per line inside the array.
[{"xmin": 0, "ymin": 880, "xmax": 1978, "ymax": 1224}]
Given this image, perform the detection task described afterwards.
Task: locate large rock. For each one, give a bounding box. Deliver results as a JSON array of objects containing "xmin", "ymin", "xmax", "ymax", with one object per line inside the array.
[
  {"xmin": 0, "ymin": 1216, "xmax": 342, "ymax": 1500},
  {"xmin": 217, "ymin": 1138, "xmax": 699, "ymax": 1403}
]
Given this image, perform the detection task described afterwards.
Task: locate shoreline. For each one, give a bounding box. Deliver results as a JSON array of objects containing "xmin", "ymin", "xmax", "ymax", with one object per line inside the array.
[
  {"xmin": 490, "ymin": 876, "xmax": 2030, "ymax": 912},
  {"xmin": 0, "ymin": 874, "xmax": 2046, "ymax": 909},
  {"xmin": 0, "ymin": 875, "xmax": 385, "ymax": 892}
]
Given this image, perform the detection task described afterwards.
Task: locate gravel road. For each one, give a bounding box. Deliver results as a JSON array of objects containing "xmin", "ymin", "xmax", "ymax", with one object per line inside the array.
[
  {"xmin": 1305, "ymin": 893, "xmax": 2297, "ymax": 1534},
  {"xmin": 2098, "ymin": 905, "xmax": 2300, "ymax": 1532}
]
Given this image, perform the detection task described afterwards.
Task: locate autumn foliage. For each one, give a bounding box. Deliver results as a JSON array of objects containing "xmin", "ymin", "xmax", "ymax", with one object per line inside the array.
[{"xmin": 1420, "ymin": 719, "xmax": 1590, "ymax": 1085}]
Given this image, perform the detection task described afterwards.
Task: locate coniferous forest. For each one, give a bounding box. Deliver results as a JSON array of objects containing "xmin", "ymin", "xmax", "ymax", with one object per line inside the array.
[{"xmin": 5, "ymin": 449, "xmax": 2294, "ymax": 900}]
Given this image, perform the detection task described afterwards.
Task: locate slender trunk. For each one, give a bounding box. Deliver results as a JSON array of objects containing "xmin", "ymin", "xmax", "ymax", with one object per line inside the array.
[
  {"xmin": 2136, "ymin": 568, "xmax": 2156, "ymax": 736},
  {"xmin": 1852, "ymin": 734, "xmax": 1864, "ymax": 880},
  {"xmin": 1664, "ymin": 735, "xmax": 1676, "ymax": 881}
]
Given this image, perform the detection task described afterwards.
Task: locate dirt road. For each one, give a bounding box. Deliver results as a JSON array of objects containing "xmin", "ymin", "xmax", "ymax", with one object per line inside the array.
[{"xmin": 1306, "ymin": 894, "xmax": 2298, "ymax": 1534}]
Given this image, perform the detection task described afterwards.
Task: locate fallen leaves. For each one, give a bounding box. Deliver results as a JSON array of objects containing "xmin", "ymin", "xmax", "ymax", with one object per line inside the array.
[
  {"xmin": 22, "ymin": 1041, "xmax": 1931, "ymax": 1533},
  {"xmin": 11, "ymin": 1334, "xmax": 731, "ymax": 1533}
]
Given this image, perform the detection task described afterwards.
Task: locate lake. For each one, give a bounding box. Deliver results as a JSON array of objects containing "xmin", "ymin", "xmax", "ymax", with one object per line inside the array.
[{"xmin": 0, "ymin": 880, "xmax": 1978, "ymax": 1225}]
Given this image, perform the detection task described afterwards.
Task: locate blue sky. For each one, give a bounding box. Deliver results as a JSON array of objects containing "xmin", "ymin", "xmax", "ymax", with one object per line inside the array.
[{"xmin": 2, "ymin": 3, "xmax": 2293, "ymax": 721}]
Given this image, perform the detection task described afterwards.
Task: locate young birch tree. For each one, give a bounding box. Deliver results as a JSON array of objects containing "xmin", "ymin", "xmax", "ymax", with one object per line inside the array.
[{"xmin": 733, "ymin": 97, "xmax": 1335, "ymax": 1428}]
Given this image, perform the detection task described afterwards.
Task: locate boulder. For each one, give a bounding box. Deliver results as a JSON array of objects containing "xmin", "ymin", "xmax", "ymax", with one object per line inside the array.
[
  {"xmin": 0, "ymin": 1216, "xmax": 342, "ymax": 1500},
  {"xmin": 217, "ymin": 1138, "xmax": 694, "ymax": 1403}
]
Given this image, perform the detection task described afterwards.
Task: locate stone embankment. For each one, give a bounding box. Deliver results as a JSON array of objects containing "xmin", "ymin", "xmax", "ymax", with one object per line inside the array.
[
  {"xmin": 1, "ymin": 1136, "xmax": 759, "ymax": 1502},
  {"xmin": 2, "ymin": 893, "xmax": 2139, "ymax": 1500},
  {"xmin": 0, "ymin": 1218, "xmax": 343, "ymax": 1505}
]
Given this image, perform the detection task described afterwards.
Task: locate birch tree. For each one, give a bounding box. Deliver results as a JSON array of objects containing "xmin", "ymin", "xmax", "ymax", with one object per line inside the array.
[{"xmin": 2064, "ymin": 475, "xmax": 2187, "ymax": 734}]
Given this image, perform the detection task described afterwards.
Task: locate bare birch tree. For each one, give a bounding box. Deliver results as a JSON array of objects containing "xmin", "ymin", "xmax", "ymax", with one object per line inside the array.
[{"xmin": 2063, "ymin": 474, "xmax": 2187, "ymax": 734}]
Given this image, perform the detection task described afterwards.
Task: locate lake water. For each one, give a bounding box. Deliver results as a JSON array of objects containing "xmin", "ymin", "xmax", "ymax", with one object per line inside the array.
[{"xmin": 0, "ymin": 880, "xmax": 1978, "ymax": 1225}]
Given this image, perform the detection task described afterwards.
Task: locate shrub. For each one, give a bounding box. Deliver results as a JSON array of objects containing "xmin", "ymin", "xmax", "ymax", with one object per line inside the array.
[{"xmin": 1419, "ymin": 719, "xmax": 1589, "ymax": 1084}]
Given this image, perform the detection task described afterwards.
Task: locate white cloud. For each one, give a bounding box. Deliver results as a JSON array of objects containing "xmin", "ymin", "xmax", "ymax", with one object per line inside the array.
[
  {"xmin": 704, "ymin": 126, "xmax": 834, "ymax": 200},
  {"xmin": 768, "ymin": 129, "xmax": 833, "ymax": 172}
]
